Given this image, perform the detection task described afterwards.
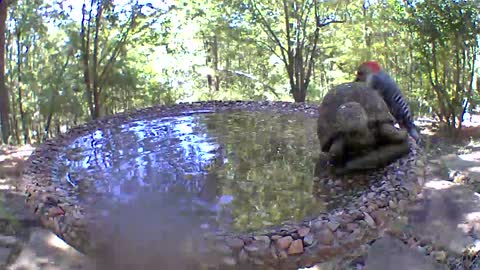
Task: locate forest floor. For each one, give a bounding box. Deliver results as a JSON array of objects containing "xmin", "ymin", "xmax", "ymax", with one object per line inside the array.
[{"xmin": 2, "ymin": 122, "xmax": 480, "ymax": 269}]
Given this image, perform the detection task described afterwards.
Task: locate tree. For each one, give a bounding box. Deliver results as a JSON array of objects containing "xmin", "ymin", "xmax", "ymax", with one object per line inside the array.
[
  {"xmin": 0, "ymin": 0, "xmax": 10, "ymax": 144},
  {"xmin": 79, "ymin": 0, "xmax": 169, "ymax": 119},
  {"xmin": 248, "ymin": 0, "xmax": 347, "ymax": 102},
  {"xmin": 404, "ymin": 0, "xmax": 480, "ymax": 130}
]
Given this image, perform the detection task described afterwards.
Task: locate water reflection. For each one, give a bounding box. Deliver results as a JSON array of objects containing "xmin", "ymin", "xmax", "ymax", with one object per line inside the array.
[{"xmin": 55, "ymin": 112, "xmax": 327, "ymax": 232}]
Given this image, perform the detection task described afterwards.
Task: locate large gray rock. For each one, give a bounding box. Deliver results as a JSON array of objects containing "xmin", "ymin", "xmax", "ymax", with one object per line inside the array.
[{"xmin": 317, "ymin": 82, "xmax": 410, "ymax": 174}]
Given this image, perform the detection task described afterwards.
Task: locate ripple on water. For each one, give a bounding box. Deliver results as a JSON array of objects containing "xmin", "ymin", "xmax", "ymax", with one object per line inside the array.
[{"xmin": 53, "ymin": 111, "xmax": 361, "ymax": 232}]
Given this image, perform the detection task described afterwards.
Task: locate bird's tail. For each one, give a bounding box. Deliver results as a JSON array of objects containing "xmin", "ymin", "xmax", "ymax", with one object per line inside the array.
[{"xmin": 403, "ymin": 121, "xmax": 420, "ymax": 143}]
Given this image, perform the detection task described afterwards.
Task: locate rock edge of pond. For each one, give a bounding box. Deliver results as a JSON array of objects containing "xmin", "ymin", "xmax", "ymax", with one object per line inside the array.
[{"xmin": 20, "ymin": 101, "xmax": 425, "ymax": 269}]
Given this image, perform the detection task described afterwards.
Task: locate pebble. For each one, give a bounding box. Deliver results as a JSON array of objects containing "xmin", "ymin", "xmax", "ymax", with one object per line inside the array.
[
  {"xmin": 278, "ymin": 250, "xmax": 288, "ymax": 259},
  {"xmin": 238, "ymin": 249, "xmax": 249, "ymax": 262},
  {"xmin": 254, "ymin": 235, "xmax": 271, "ymax": 245},
  {"xmin": 276, "ymin": 236, "xmax": 293, "ymax": 250},
  {"xmin": 269, "ymin": 246, "xmax": 279, "ymax": 260},
  {"xmin": 417, "ymin": 245, "xmax": 427, "ymax": 255},
  {"xmin": 346, "ymin": 223, "xmax": 359, "ymax": 232},
  {"xmin": 298, "ymin": 227, "xmax": 310, "ymax": 237},
  {"xmin": 415, "ymin": 160, "xmax": 425, "ymax": 168},
  {"xmin": 317, "ymin": 228, "xmax": 334, "ymax": 245},
  {"xmin": 389, "ymin": 200, "xmax": 397, "ymax": 209},
  {"xmin": 270, "ymin": 235, "xmax": 282, "ymax": 241},
  {"xmin": 244, "ymin": 243, "xmax": 260, "ymax": 253},
  {"xmin": 313, "ymin": 220, "xmax": 325, "ymax": 230},
  {"xmin": 370, "ymin": 210, "xmax": 387, "ymax": 228},
  {"xmin": 398, "ymin": 200, "xmax": 408, "ymax": 210},
  {"xmin": 431, "ymin": 251, "xmax": 447, "ymax": 262},
  {"xmin": 287, "ymin": 239, "xmax": 304, "ymax": 255},
  {"xmin": 303, "ymin": 233, "xmax": 315, "ymax": 246},
  {"xmin": 226, "ymin": 237, "xmax": 244, "ymax": 250},
  {"xmin": 327, "ymin": 221, "xmax": 340, "ymax": 231}
]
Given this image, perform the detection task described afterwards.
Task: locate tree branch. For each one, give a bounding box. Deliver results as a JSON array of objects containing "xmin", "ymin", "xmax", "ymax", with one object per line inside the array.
[
  {"xmin": 255, "ymin": 40, "xmax": 283, "ymax": 60},
  {"xmin": 316, "ymin": 17, "xmax": 346, "ymax": 28},
  {"xmin": 219, "ymin": 69, "xmax": 280, "ymax": 98},
  {"xmin": 98, "ymin": 1, "xmax": 138, "ymax": 90},
  {"xmin": 250, "ymin": 0, "xmax": 289, "ymax": 67}
]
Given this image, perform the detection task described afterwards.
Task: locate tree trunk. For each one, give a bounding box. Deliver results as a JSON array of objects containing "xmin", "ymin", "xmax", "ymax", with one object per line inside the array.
[
  {"xmin": 81, "ymin": 2, "xmax": 95, "ymax": 119},
  {"xmin": 362, "ymin": 1, "xmax": 371, "ymax": 56},
  {"xmin": 16, "ymin": 29, "xmax": 29, "ymax": 144},
  {"xmin": 10, "ymin": 86, "xmax": 18, "ymax": 144},
  {"xmin": 92, "ymin": 0, "xmax": 103, "ymax": 119},
  {"xmin": 44, "ymin": 54, "xmax": 71, "ymax": 141},
  {"xmin": 212, "ymin": 35, "xmax": 220, "ymax": 92},
  {"xmin": 0, "ymin": 0, "xmax": 9, "ymax": 144}
]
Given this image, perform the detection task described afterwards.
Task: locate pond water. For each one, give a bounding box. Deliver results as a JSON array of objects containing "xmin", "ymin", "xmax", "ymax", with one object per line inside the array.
[{"xmin": 54, "ymin": 111, "xmax": 331, "ymax": 232}]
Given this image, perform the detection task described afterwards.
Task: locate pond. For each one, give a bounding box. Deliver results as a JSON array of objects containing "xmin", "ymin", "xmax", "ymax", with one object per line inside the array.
[{"xmin": 52, "ymin": 111, "xmax": 330, "ymax": 233}]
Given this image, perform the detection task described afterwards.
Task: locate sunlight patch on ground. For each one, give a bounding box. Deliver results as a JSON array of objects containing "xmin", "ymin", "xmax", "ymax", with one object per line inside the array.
[
  {"xmin": 465, "ymin": 212, "xmax": 480, "ymax": 222},
  {"xmin": 0, "ymin": 162, "xmax": 18, "ymax": 169},
  {"xmin": 0, "ymin": 145, "xmax": 34, "ymax": 162},
  {"xmin": 471, "ymin": 240, "xmax": 480, "ymax": 252},
  {"xmin": 467, "ymin": 140, "xmax": 480, "ymax": 148},
  {"xmin": 468, "ymin": 167, "xmax": 480, "ymax": 173},
  {"xmin": 424, "ymin": 180, "xmax": 455, "ymax": 190},
  {"xmin": 458, "ymin": 152, "xmax": 480, "ymax": 162},
  {"xmin": 421, "ymin": 129, "xmax": 436, "ymax": 136},
  {"xmin": 47, "ymin": 234, "xmax": 72, "ymax": 251},
  {"xmin": 0, "ymin": 184, "xmax": 14, "ymax": 190}
]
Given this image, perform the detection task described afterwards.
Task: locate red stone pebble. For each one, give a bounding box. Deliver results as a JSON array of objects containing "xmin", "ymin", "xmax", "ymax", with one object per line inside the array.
[
  {"xmin": 276, "ymin": 236, "xmax": 293, "ymax": 250},
  {"xmin": 287, "ymin": 239, "xmax": 304, "ymax": 255}
]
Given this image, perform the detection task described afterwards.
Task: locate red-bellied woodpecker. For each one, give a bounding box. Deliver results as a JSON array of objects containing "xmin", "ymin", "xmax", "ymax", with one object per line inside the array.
[{"xmin": 355, "ymin": 61, "xmax": 420, "ymax": 142}]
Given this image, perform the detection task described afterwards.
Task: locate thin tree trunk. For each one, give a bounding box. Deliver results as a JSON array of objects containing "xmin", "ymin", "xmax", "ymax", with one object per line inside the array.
[
  {"xmin": 363, "ymin": 1, "xmax": 371, "ymax": 57},
  {"xmin": 92, "ymin": 1, "xmax": 103, "ymax": 119},
  {"xmin": 214, "ymin": 35, "xmax": 220, "ymax": 91},
  {"xmin": 81, "ymin": 2, "xmax": 95, "ymax": 119},
  {"xmin": 44, "ymin": 55, "xmax": 71, "ymax": 141},
  {"xmin": 16, "ymin": 29, "xmax": 29, "ymax": 144},
  {"xmin": 0, "ymin": 0, "xmax": 9, "ymax": 144}
]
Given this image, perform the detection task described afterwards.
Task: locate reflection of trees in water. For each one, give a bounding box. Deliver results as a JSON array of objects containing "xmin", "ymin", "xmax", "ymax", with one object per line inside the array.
[
  {"xmin": 56, "ymin": 112, "xmax": 324, "ymax": 232},
  {"xmin": 200, "ymin": 112, "xmax": 324, "ymax": 232},
  {"xmin": 57, "ymin": 116, "xmax": 219, "ymax": 204}
]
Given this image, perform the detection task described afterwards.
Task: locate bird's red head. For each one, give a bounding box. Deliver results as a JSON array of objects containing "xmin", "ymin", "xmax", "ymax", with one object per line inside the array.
[
  {"xmin": 355, "ymin": 60, "xmax": 382, "ymax": 82},
  {"xmin": 362, "ymin": 61, "xmax": 381, "ymax": 73}
]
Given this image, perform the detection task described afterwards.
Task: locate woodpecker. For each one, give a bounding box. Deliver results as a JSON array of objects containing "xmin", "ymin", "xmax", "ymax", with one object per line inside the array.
[{"xmin": 355, "ymin": 61, "xmax": 420, "ymax": 142}]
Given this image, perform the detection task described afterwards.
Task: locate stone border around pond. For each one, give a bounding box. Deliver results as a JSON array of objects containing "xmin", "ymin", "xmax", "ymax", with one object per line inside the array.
[{"xmin": 21, "ymin": 101, "xmax": 425, "ymax": 269}]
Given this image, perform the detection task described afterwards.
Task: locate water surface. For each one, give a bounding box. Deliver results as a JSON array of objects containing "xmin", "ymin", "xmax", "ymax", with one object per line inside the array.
[{"xmin": 55, "ymin": 111, "xmax": 328, "ymax": 232}]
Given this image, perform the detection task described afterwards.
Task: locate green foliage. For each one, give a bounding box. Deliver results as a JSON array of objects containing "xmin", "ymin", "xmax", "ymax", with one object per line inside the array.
[
  {"xmin": 1, "ymin": 0, "xmax": 479, "ymax": 144},
  {"xmin": 403, "ymin": 0, "xmax": 479, "ymax": 127}
]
